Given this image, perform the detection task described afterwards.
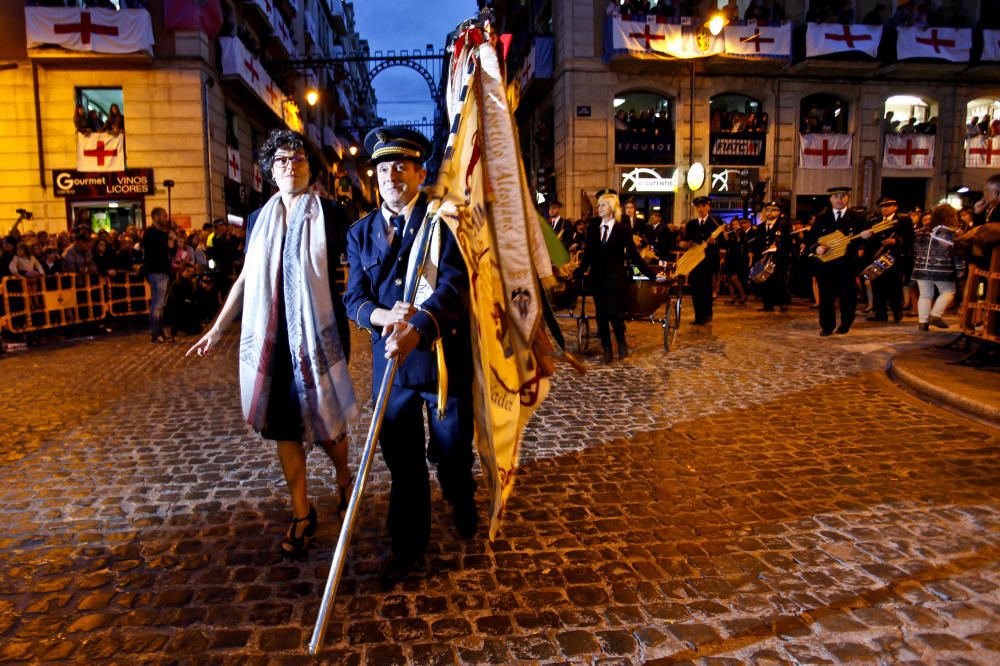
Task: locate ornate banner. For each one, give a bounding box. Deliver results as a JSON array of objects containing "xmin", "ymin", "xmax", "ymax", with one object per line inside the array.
[
  {"xmin": 433, "ymin": 27, "xmax": 555, "ymax": 539},
  {"xmin": 25, "ymin": 7, "xmax": 154, "ymax": 55}
]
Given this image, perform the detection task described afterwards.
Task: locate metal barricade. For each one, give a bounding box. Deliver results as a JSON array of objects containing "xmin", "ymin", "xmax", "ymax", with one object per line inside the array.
[
  {"xmin": 0, "ymin": 272, "xmax": 150, "ymax": 335},
  {"xmin": 105, "ymin": 272, "xmax": 152, "ymax": 317}
]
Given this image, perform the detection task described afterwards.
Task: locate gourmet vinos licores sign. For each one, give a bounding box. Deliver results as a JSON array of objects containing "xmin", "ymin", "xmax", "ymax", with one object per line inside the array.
[{"xmin": 52, "ymin": 169, "xmax": 155, "ymax": 197}]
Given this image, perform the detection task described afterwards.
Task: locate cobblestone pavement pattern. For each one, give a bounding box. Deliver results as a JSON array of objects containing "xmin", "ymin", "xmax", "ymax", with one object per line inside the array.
[{"xmin": 1, "ymin": 302, "xmax": 998, "ymax": 664}]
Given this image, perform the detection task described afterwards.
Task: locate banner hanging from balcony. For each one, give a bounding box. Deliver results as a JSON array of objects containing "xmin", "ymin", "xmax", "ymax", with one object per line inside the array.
[
  {"xmin": 219, "ymin": 37, "xmax": 286, "ymax": 123},
  {"xmin": 965, "ymin": 136, "xmax": 1000, "ymax": 168},
  {"xmin": 805, "ymin": 23, "xmax": 882, "ymax": 58},
  {"xmin": 799, "ymin": 133, "xmax": 851, "ymax": 169},
  {"xmin": 710, "ymin": 132, "xmax": 767, "ymax": 165},
  {"xmin": 883, "ymin": 134, "xmax": 934, "ymax": 169},
  {"xmin": 77, "ymin": 132, "xmax": 124, "ymax": 172},
  {"xmin": 982, "ymin": 30, "xmax": 1000, "ymax": 62},
  {"xmin": 162, "ymin": 0, "xmax": 222, "ymax": 39},
  {"xmin": 25, "ymin": 7, "xmax": 154, "ymax": 55},
  {"xmin": 896, "ymin": 27, "xmax": 970, "ymax": 62},
  {"xmin": 723, "ymin": 24, "xmax": 790, "ymax": 58}
]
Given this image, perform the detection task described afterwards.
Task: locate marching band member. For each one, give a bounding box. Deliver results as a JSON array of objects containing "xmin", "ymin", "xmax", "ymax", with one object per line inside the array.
[
  {"xmin": 807, "ymin": 186, "xmax": 871, "ymax": 336},
  {"xmin": 864, "ymin": 196, "xmax": 913, "ymax": 323},
  {"xmin": 680, "ymin": 196, "xmax": 721, "ymax": 325},
  {"xmin": 575, "ymin": 188, "xmax": 659, "ymax": 363},
  {"xmin": 752, "ymin": 201, "xmax": 792, "ymax": 312}
]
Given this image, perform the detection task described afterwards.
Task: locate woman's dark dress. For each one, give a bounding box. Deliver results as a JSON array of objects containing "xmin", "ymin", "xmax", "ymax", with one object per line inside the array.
[{"xmin": 245, "ymin": 199, "xmax": 351, "ymax": 442}]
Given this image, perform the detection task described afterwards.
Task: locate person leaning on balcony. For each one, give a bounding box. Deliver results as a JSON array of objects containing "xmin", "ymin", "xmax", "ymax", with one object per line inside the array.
[
  {"xmin": 73, "ymin": 105, "xmax": 91, "ymax": 135},
  {"xmin": 102, "ymin": 104, "xmax": 125, "ymax": 136},
  {"xmin": 187, "ymin": 128, "xmax": 356, "ymax": 560}
]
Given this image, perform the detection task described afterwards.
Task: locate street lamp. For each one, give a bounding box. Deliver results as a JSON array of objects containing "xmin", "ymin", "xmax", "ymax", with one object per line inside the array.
[
  {"xmin": 305, "ymin": 88, "xmax": 319, "ymax": 107},
  {"xmin": 163, "ymin": 179, "xmax": 175, "ymax": 223},
  {"xmin": 707, "ymin": 14, "xmax": 726, "ymax": 36},
  {"xmin": 349, "ymin": 145, "xmax": 358, "ymax": 156}
]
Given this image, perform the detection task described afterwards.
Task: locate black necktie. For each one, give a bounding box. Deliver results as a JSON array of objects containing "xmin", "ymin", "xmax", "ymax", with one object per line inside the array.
[
  {"xmin": 601, "ymin": 224, "xmax": 610, "ymax": 244},
  {"xmin": 389, "ymin": 214, "xmax": 405, "ymax": 250}
]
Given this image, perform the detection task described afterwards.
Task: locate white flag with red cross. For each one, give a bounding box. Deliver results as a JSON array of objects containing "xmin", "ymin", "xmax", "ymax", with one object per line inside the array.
[
  {"xmin": 252, "ymin": 163, "xmax": 263, "ymax": 192},
  {"xmin": 897, "ymin": 26, "xmax": 970, "ymax": 62},
  {"xmin": 25, "ymin": 7, "xmax": 154, "ymax": 55},
  {"xmin": 805, "ymin": 22, "xmax": 882, "ymax": 58},
  {"xmin": 77, "ymin": 132, "xmax": 125, "ymax": 172},
  {"xmin": 983, "ymin": 30, "xmax": 1000, "ymax": 62},
  {"xmin": 227, "ymin": 146, "xmax": 241, "ymax": 182},
  {"xmin": 965, "ymin": 136, "xmax": 1000, "ymax": 169},
  {"xmin": 883, "ymin": 134, "xmax": 934, "ymax": 169},
  {"xmin": 799, "ymin": 133, "xmax": 852, "ymax": 169},
  {"xmin": 723, "ymin": 23, "xmax": 790, "ymax": 58}
]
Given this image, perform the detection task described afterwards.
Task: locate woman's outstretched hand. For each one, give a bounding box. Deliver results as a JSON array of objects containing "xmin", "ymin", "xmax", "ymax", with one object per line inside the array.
[{"xmin": 186, "ymin": 327, "xmax": 221, "ymax": 358}]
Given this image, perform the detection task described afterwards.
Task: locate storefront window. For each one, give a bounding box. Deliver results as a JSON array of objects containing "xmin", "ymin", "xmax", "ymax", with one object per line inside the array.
[
  {"xmin": 613, "ymin": 91, "xmax": 675, "ymax": 165},
  {"xmin": 800, "ymin": 93, "xmax": 848, "ymax": 134},
  {"xmin": 710, "ymin": 93, "xmax": 767, "ymax": 165}
]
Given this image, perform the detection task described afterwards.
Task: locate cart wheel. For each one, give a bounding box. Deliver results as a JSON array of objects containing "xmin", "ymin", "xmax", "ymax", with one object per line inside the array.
[{"xmin": 576, "ymin": 317, "xmax": 589, "ymax": 353}]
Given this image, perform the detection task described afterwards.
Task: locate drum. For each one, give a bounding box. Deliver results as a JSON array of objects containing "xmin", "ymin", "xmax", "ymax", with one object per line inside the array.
[
  {"xmin": 861, "ymin": 252, "xmax": 896, "ymax": 282},
  {"xmin": 748, "ymin": 255, "xmax": 776, "ymax": 284}
]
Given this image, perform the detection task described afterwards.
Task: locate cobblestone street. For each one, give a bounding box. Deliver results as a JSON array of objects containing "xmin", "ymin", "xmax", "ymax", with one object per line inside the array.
[{"xmin": 1, "ymin": 302, "xmax": 998, "ymax": 664}]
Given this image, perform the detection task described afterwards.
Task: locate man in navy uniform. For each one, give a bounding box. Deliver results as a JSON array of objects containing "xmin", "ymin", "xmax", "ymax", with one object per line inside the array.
[
  {"xmin": 864, "ymin": 196, "xmax": 912, "ymax": 323},
  {"xmin": 752, "ymin": 200, "xmax": 792, "ymax": 312},
  {"xmin": 807, "ymin": 186, "xmax": 871, "ymax": 336},
  {"xmin": 680, "ymin": 196, "xmax": 721, "ymax": 325},
  {"xmin": 343, "ymin": 127, "xmax": 477, "ymax": 589},
  {"xmin": 547, "ymin": 199, "xmax": 571, "ymax": 245}
]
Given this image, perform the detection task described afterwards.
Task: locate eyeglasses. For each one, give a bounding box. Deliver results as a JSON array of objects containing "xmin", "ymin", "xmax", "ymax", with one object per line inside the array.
[{"xmin": 273, "ymin": 154, "xmax": 308, "ymax": 169}]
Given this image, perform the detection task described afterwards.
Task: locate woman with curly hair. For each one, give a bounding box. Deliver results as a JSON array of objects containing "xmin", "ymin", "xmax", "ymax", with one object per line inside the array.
[{"xmin": 188, "ymin": 129, "xmax": 357, "ymax": 558}]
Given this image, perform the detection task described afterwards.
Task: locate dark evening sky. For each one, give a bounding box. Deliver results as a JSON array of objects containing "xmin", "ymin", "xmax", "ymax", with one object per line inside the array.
[{"xmin": 352, "ymin": 1, "xmax": 480, "ymax": 126}]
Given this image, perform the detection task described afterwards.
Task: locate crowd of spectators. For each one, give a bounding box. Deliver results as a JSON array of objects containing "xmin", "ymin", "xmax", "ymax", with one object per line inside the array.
[
  {"xmin": 74, "ymin": 104, "xmax": 125, "ymax": 136},
  {"xmin": 609, "ymin": 0, "xmax": 786, "ymax": 21},
  {"xmin": 615, "ymin": 108, "xmax": 672, "ymax": 138},
  {"xmin": 710, "ymin": 108, "xmax": 768, "ymax": 133},
  {"xmin": 879, "ymin": 110, "xmax": 938, "ymax": 135},
  {"xmin": 1, "ymin": 217, "xmax": 245, "ymax": 338},
  {"xmin": 966, "ymin": 114, "xmax": 1000, "ymax": 139}
]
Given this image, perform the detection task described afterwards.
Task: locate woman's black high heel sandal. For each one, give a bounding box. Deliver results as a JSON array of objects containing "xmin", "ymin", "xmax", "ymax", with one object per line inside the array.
[
  {"xmin": 337, "ymin": 475, "xmax": 354, "ymax": 519},
  {"xmin": 280, "ymin": 504, "xmax": 317, "ymax": 558}
]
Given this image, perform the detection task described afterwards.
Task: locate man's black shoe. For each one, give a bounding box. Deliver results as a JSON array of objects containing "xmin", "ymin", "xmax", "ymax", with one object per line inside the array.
[
  {"xmin": 892, "ymin": 312, "xmax": 904, "ymax": 323},
  {"xmin": 820, "ymin": 330, "xmax": 833, "ymax": 337},
  {"xmin": 454, "ymin": 502, "xmax": 478, "ymax": 539},
  {"xmin": 757, "ymin": 307, "xmax": 774, "ymax": 312},
  {"xmin": 600, "ymin": 348, "xmax": 613, "ymax": 364},
  {"xmin": 835, "ymin": 326, "xmax": 850, "ymax": 334},
  {"xmin": 617, "ymin": 340, "xmax": 629, "ymax": 360},
  {"xmin": 689, "ymin": 320, "xmax": 704, "ymax": 326},
  {"xmin": 865, "ymin": 315, "xmax": 888, "ymax": 322},
  {"xmin": 379, "ymin": 555, "xmax": 423, "ymax": 591}
]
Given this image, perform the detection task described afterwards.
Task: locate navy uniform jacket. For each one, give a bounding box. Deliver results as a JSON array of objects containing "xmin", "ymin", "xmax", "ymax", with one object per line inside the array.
[
  {"xmin": 807, "ymin": 208, "xmax": 869, "ymax": 272},
  {"xmin": 246, "ymin": 197, "xmax": 351, "ymax": 360},
  {"xmin": 684, "ymin": 216, "xmax": 722, "ymax": 272},
  {"xmin": 343, "ymin": 195, "xmax": 472, "ymax": 398},
  {"xmin": 753, "ymin": 218, "xmax": 793, "ymax": 263},
  {"xmin": 575, "ymin": 217, "xmax": 657, "ymax": 295}
]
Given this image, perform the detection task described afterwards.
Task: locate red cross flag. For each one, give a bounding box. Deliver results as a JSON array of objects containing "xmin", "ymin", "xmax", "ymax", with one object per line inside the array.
[
  {"xmin": 220, "ymin": 37, "xmax": 285, "ymax": 122},
  {"xmin": 227, "ymin": 146, "xmax": 241, "ymax": 182},
  {"xmin": 252, "ymin": 163, "xmax": 263, "ymax": 192},
  {"xmin": 799, "ymin": 133, "xmax": 852, "ymax": 169},
  {"xmin": 77, "ymin": 132, "xmax": 124, "ymax": 172},
  {"xmin": 26, "ymin": 7, "xmax": 153, "ymax": 55},
  {"xmin": 723, "ymin": 23, "xmax": 790, "ymax": 58},
  {"xmin": 897, "ymin": 26, "xmax": 970, "ymax": 62},
  {"xmin": 805, "ymin": 22, "xmax": 882, "ymax": 57},
  {"xmin": 965, "ymin": 136, "xmax": 1000, "ymax": 168},
  {"xmin": 884, "ymin": 134, "xmax": 934, "ymax": 169},
  {"xmin": 982, "ymin": 29, "xmax": 1000, "ymax": 62}
]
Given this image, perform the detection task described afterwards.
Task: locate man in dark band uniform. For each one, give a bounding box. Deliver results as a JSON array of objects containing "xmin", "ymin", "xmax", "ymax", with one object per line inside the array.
[
  {"xmin": 681, "ymin": 196, "xmax": 721, "ymax": 325},
  {"xmin": 751, "ymin": 200, "xmax": 792, "ymax": 312},
  {"xmin": 807, "ymin": 186, "xmax": 871, "ymax": 336},
  {"xmin": 864, "ymin": 196, "xmax": 913, "ymax": 323}
]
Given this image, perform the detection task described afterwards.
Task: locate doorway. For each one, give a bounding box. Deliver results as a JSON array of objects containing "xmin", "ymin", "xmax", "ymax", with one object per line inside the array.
[{"xmin": 880, "ymin": 178, "xmax": 927, "ymax": 212}]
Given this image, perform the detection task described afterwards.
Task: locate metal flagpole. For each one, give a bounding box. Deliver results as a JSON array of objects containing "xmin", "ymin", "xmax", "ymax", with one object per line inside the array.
[{"xmin": 308, "ymin": 205, "xmax": 444, "ymax": 655}]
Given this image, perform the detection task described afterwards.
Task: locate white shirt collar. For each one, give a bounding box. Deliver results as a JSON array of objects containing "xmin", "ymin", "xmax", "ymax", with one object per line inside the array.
[{"xmin": 381, "ymin": 194, "xmax": 419, "ymax": 238}]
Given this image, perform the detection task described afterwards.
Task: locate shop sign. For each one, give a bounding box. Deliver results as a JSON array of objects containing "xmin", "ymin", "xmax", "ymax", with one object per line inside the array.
[
  {"xmin": 53, "ymin": 168, "xmax": 154, "ymax": 198},
  {"xmin": 620, "ymin": 167, "xmax": 680, "ymax": 193},
  {"xmin": 615, "ymin": 132, "xmax": 675, "ymax": 166},
  {"xmin": 709, "ymin": 132, "xmax": 766, "ymax": 166},
  {"xmin": 711, "ymin": 168, "xmax": 758, "ymax": 196}
]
